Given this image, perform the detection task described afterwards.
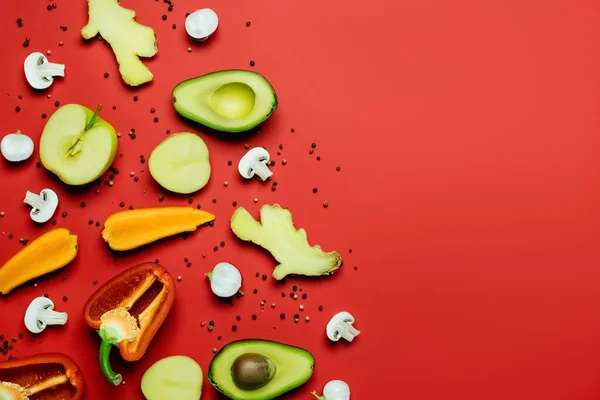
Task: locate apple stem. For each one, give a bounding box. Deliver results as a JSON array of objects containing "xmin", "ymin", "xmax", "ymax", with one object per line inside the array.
[{"xmin": 85, "ymin": 104, "xmax": 103, "ymax": 131}]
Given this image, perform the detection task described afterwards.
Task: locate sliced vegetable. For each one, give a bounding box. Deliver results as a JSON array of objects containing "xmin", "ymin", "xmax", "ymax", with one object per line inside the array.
[
  {"xmin": 230, "ymin": 204, "xmax": 342, "ymax": 280},
  {"xmin": 24, "ymin": 297, "xmax": 68, "ymax": 334},
  {"xmin": 141, "ymin": 356, "xmax": 203, "ymax": 400},
  {"xmin": 83, "ymin": 263, "xmax": 176, "ymax": 385},
  {"xmin": 185, "ymin": 8, "xmax": 218, "ymax": 41},
  {"xmin": 0, "ymin": 228, "xmax": 78, "ymax": 295},
  {"xmin": 24, "ymin": 52, "xmax": 65, "ymax": 91},
  {"xmin": 0, "ymin": 353, "xmax": 85, "ymax": 400},
  {"xmin": 23, "ymin": 189, "xmax": 59, "ymax": 224},
  {"xmin": 148, "ymin": 133, "xmax": 211, "ymax": 194},
  {"xmin": 326, "ymin": 312, "xmax": 360, "ymax": 343},
  {"xmin": 206, "ymin": 262, "xmax": 242, "ymax": 298},
  {"xmin": 102, "ymin": 207, "xmax": 215, "ymax": 251},
  {"xmin": 312, "ymin": 380, "xmax": 351, "ymax": 400},
  {"xmin": 81, "ymin": 0, "xmax": 158, "ymax": 86}
]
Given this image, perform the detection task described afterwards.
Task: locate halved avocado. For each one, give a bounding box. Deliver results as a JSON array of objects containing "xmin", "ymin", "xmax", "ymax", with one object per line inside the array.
[
  {"xmin": 173, "ymin": 70, "xmax": 278, "ymax": 133},
  {"xmin": 208, "ymin": 339, "xmax": 315, "ymax": 400}
]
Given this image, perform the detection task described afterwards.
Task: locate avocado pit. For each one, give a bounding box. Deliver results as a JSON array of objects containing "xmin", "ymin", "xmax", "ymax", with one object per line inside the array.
[{"xmin": 231, "ymin": 353, "xmax": 276, "ymax": 390}]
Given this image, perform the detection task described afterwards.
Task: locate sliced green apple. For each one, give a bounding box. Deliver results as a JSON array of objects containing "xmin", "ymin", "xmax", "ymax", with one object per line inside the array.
[
  {"xmin": 148, "ymin": 132, "xmax": 211, "ymax": 194},
  {"xmin": 141, "ymin": 355, "xmax": 203, "ymax": 400},
  {"xmin": 40, "ymin": 104, "xmax": 118, "ymax": 186}
]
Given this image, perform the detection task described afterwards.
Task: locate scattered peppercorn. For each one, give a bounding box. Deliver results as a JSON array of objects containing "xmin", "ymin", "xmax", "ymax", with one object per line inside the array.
[
  {"xmin": 213, "ymin": 246, "xmax": 218, "ymax": 251},
  {"xmin": 96, "ymin": 221, "xmax": 100, "ymax": 227},
  {"xmin": 232, "ymin": 201, "xmax": 237, "ymax": 207},
  {"xmin": 172, "ymin": 24, "xmax": 177, "ymax": 29},
  {"xmin": 186, "ymin": 262, "xmax": 191, "ymax": 267},
  {"xmin": 212, "ymin": 198, "xmax": 217, "ymax": 203},
  {"xmin": 47, "ymin": 5, "xmax": 53, "ymax": 10},
  {"xmin": 354, "ymin": 266, "xmax": 359, "ymax": 270},
  {"xmin": 158, "ymin": 194, "xmax": 164, "ymax": 202},
  {"xmin": 249, "ymin": 60, "xmax": 255, "ymax": 67},
  {"xmin": 35, "ymin": 162, "xmax": 41, "ymax": 168},
  {"xmin": 88, "ymin": 219, "xmax": 93, "ymax": 225},
  {"xmin": 252, "ymin": 314, "xmax": 257, "ymax": 320},
  {"xmin": 228, "ymin": 160, "xmax": 232, "ymax": 166},
  {"xmin": 15, "ymin": 106, "xmax": 21, "ymax": 112},
  {"xmin": 311, "ymin": 143, "xmax": 317, "ymax": 148},
  {"xmin": 42, "ymin": 114, "xmax": 47, "ymax": 119},
  {"xmin": 318, "ymin": 305, "xmax": 323, "ymax": 311},
  {"xmin": 262, "ymin": 274, "xmax": 267, "ymax": 280},
  {"xmin": 55, "ymin": 101, "xmax": 60, "ymax": 107},
  {"xmin": 62, "ymin": 212, "xmax": 67, "ymax": 218},
  {"xmin": 129, "ymin": 205, "xmax": 134, "ymax": 210},
  {"xmin": 336, "ymin": 166, "xmax": 341, "ymax": 171},
  {"xmin": 120, "ymin": 202, "xmax": 125, "ymax": 207},
  {"xmin": 162, "ymin": 14, "xmax": 167, "ymax": 20},
  {"xmin": 94, "ymin": 280, "xmax": 98, "ymax": 285},
  {"xmin": 323, "ymin": 201, "xmax": 329, "ymax": 208},
  {"xmin": 153, "ymin": 117, "xmax": 159, "ymax": 123},
  {"xmin": 280, "ymin": 313, "xmax": 286, "ymax": 319},
  {"xmin": 253, "ymin": 288, "xmax": 258, "ymax": 294},
  {"xmin": 63, "ymin": 296, "xmax": 68, "ymax": 302},
  {"xmin": 255, "ymin": 272, "xmax": 259, "ymax": 277},
  {"xmin": 302, "ymin": 293, "xmax": 307, "ymax": 299},
  {"xmin": 292, "ymin": 285, "xmax": 297, "ymax": 291},
  {"xmin": 133, "ymin": 96, "xmax": 138, "ymax": 101},
  {"xmin": 246, "ymin": 21, "xmax": 251, "ymax": 27},
  {"xmin": 196, "ymin": 204, "xmax": 201, "ymax": 209},
  {"xmin": 316, "ymin": 156, "xmax": 321, "ymax": 161},
  {"xmin": 244, "ymin": 144, "xmax": 250, "ymax": 149},
  {"xmin": 236, "ymin": 315, "xmax": 241, "ymax": 321},
  {"xmin": 220, "ymin": 241, "xmax": 225, "ymax": 247}
]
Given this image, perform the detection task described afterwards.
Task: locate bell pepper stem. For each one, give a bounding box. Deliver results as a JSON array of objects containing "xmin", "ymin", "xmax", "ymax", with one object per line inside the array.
[{"xmin": 99, "ymin": 339, "xmax": 122, "ymax": 386}]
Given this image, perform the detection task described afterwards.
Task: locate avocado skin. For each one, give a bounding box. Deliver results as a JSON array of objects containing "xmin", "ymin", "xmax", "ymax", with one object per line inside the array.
[
  {"xmin": 172, "ymin": 70, "xmax": 279, "ymax": 134},
  {"xmin": 208, "ymin": 339, "xmax": 315, "ymax": 400}
]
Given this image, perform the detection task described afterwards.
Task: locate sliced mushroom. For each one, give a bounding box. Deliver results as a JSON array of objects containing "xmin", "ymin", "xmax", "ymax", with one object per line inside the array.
[
  {"xmin": 24, "ymin": 52, "xmax": 65, "ymax": 90},
  {"xmin": 238, "ymin": 147, "xmax": 273, "ymax": 181},
  {"xmin": 326, "ymin": 312, "xmax": 360, "ymax": 342},
  {"xmin": 24, "ymin": 297, "xmax": 68, "ymax": 334},
  {"xmin": 23, "ymin": 189, "xmax": 59, "ymax": 224}
]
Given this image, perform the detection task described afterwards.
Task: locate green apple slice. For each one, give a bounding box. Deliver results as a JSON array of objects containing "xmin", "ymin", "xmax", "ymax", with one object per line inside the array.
[
  {"xmin": 40, "ymin": 104, "xmax": 118, "ymax": 186},
  {"xmin": 141, "ymin": 355, "xmax": 203, "ymax": 400},
  {"xmin": 149, "ymin": 132, "xmax": 211, "ymax": 194}
]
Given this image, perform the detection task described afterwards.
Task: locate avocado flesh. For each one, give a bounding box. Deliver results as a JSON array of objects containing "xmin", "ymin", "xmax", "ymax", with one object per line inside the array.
[
  {"xmin": 209, "ymin": 339, "xmax": 315, "ymax": 400},
  {"xmin": 173, "ymin": 70, "xmax": 278, "ymax": 133}
]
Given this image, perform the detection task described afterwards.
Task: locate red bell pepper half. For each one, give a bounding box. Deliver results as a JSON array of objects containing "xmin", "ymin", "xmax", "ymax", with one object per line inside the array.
[
  {"xmin": 83, "ymin": 262, "xmax": 176, "ymax": 386},
  {"xmin": 0, "ymin": 353, "xmax": 85, "ymax": 399}
]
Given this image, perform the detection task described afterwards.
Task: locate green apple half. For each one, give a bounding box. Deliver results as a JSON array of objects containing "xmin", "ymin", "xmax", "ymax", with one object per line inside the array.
[{"xmin": 40, "ymin": 104, "xmax": 118, "ymax": 185}]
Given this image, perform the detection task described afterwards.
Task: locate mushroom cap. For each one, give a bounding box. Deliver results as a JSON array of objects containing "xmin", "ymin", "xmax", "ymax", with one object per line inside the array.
[
  {"xmin": 0, "ymin": 132, "xmax": 34, "ymax": 162},
  {"xmin": 24, "ymin": 297, "xmax": 55, "ymax": 334},
  {"xmin": 185, "ymin": 8, "xmax": 219, "ymax": 41},
  {"xmin": 24, "ymin": 52, "xmax": 53, "ymax": 90},
  {"xmin": 238, "ymin": 147, "xmax": 271, "ymax": 179}
]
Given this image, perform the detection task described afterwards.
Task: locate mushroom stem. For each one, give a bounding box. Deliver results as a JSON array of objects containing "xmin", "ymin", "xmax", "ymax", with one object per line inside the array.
[
  {"xmin": 23, "ymin": 191, "xmax": 46, "ymax": 211},
  {"xmin": 38, "ymin": 308, "xmax": 68, "ymax": 326},
  {"xmin": 252, "ymin": 161, "xmax": 273, "ymax": 181},
  {"xmin": 38, "ymin": 61, "xmax": 65, "ymax": 78}
]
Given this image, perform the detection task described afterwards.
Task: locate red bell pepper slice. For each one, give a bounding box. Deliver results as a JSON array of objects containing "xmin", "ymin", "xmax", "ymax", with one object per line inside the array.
[
  {"xmin": 0, "ymin": 353, "xmax": 85, "ymax": 399},
  {"xmin": 83, "ymin": 262, "xmax": 176, "ymax": 386}
]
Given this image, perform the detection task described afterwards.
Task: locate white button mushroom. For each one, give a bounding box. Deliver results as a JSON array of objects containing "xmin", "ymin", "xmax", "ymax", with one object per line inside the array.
[
  {"xmin": 24, "ymin": 297, "xmax": 68, "ymax": 334},
  {"xmin": 326, "ymin": 312, "xmax": 361, "ymax": 342},
  {"xmin": 238, "ymin": 147, "xmax": 273, "ymax": 181},
  {"xmin": 312, "ymin": 380, "xmax": 351, "ymax": 400},
  {"xmin": 23, "ymin": 189, "xmax": 59, "ymax": 224},
  {"xmin": 185, "ymin": 9, "xmax": 219, "ymax": 41},
  {"xmin": 206, "ymin": 262, "xmax": 242, "ymax": 297},
  {"xmin": 1, "ymin": 130, "xmax": 34, "ymax": 163},
  {"xmin": 24, "ymin": 52, "xmax": 65, "ymax": 90}
]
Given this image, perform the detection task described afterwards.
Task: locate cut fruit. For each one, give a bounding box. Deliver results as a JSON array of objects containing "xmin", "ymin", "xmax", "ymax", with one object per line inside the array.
[
  {"xmin": 149, "ymin": 133, "xmax": 211, "ymax": 194},
  {"xmin": 230, "ymin": 204, "xmax": 342, "ymax": 280},
  {"xmin": 40, "ymin": 104, "xmax": 117, "ymax": 186},
  {"xmin": 0, "ymin": 228, "xmax": 78, "ymax": 295},
  {"xmin": 173, "ymin": 70, "xmax": 278, "ymax": 133},
  {"xmin": 81, "ymin": 0, "xmax": 158, "ymax": 86},
  {"xmin": 141, "ymin": 356, "xmax": 203, "ymax": 400},
  {"xmin": 209, "ymin": 339, "xmax": 314, "ymax": 400},
  {"xmin": 102, "ymin": 207, "xmax": 215, "ymax": 250}
]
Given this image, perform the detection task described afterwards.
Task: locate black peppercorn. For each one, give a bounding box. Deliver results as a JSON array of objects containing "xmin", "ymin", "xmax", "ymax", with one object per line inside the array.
[
  {"xmin": 246, "ymin": 21, "xmax": 251, "ymax": 27},
  {"xmin": 42, "ymin": 114, "xmax": 47, "ymax": 119},
  {"xmin": 280, "ymin": 313, "xmax": 286, "ymax": 319},
  {"xmin": 227, "ymin": 160, "xmax": 232, "ymax": 166},
  {"xmin": 62, "ymin": 212, "xmax": 67, "ymax": 217},
  {"xmin": 172, "ymin": 24, "xmax": 177, "ymax": 29},
  {"xmin": 96, "ymin": 221, "xmax": 100, "ymax": 227},
  {"xmin": 292, "ymin": 285, "xmax": 297, "ymax": 291},
  {"xmin": 255, "ymin": 272, "xmax": 259, "ymax": 277},
  {"xmin": 220, "ymin": 241, "xmax": 225, "ymax": 247},
  {"xmin": 249, "ymin": 60, "xmax": 255, "ymax": 67},
  {"xmin": 318, "ymin": 305, "xmax": 323, "ymax": 311},
  {"xmin": 213, "ymin": 246, "xmax": 218, "ymax": 251},
  {"xmin": 15, "ymin": 106, "xmax": 21, "ymax": 112},
  {"xmin": 88, "ymin": 219, "xmax": 93, "ymax": 225},
  {"xmin": 162, "ymin": 14, "xmax": 167, "ymax": 20},
  {"xmin": 133, "ymin": 96, "xmax": 138, "ymax": 101},
  {"xmin": 80, "ymin": 201, "xmax": 86, "ymax": 207},
  {"xmin": 188, "ymin": 198, "xmax": 193, "ymax": 204},
  {"xmin": 47, "ymin": 5, "xmax": 53, "ymax": 10},
  {"xmin": 154, "ymin": 117, "xmax": 159, "ymax": 122},
  {"xmin": 253, "ymin": 288, "xmax": 258, "ymax": 294},
  {"xmin": 212, "ymin": 198, "xmax": 217, "ymax": 203},
  {"xmin": 158, "ymin": 194, "xmax": 164, "ymax": 202},
  {"xmin": 232, "ymin": 201, "xmax": 237, "ymax": 206},
  {"xmin": 236, "ymin": 315, "xmax": 241, "ymax": 321},
  {"xmin": 252, "ymin": 314, "xmax": 257, "ymax": 320},
  {"xmin": 312, "ymin": 188, "xmax": 318, "ymax": 193},
  {"xmin": 55, "ymin": 101, "xmax": 60, "ymax": 107},
  {"xmin": 63, "ymin": 296, "xmax": 68, "ymax": 301},
  {"xmin": 311, "ymin": 143, "xmax": 317, "ymax": 148},
  {"xmin": 302, "ymin": 293, "xmax": 307, "ymax": 299},
  {"xmin": 232, "ymin": 325, "xmax": 237, "ymax": 331},
  {"xmin": 120, "ymin": 202, "xmax": 124, "ymax": 207}
]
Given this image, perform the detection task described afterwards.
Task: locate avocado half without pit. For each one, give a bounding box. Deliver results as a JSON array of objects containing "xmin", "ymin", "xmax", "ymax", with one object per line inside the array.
[
  {"xmin": 172, "ymin": 70, "xmax": 278, "ymax": 133},
  {"xmin": 209, "ymin": 339, "xmax": 315, "ymax": 400}
]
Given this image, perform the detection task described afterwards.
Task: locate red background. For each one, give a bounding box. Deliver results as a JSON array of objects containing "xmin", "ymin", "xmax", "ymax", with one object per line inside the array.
[{"xmin": 0, "ymin": 0, "xmax": 599, "ymax": 399}]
